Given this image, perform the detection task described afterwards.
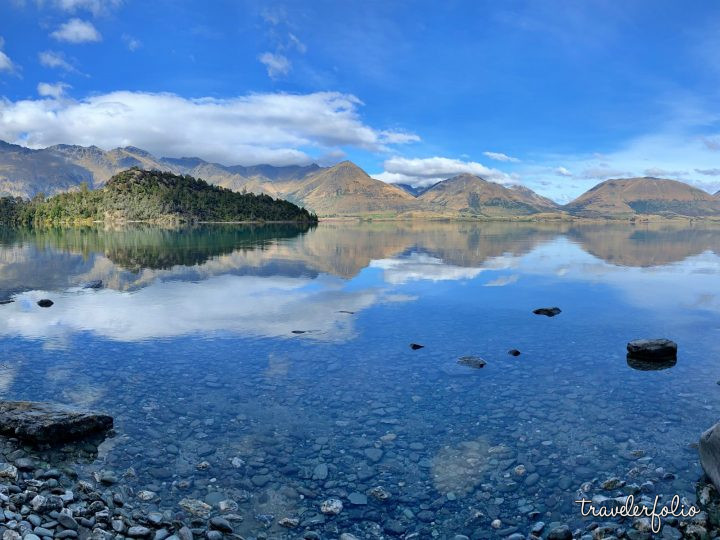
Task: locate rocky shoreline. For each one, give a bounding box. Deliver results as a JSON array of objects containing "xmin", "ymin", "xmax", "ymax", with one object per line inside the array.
[{"xmin": 0, "ymin": 437, "xmax": 718, "ymax": 540}]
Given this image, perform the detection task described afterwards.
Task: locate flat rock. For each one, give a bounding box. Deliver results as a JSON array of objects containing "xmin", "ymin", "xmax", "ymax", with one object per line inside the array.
[
  {"xmin": 0, "ymin": 400, "xmax": 113, "ymax": 444},
  {"xmin": 700, "ymin": 422, "xmax": 720, "ymax": 492},
  {"xmin": 533, "ymin": 307, "xmax": 561, "ymax": 317},
  {"xmin": 458, "ymin": 356, "xmax": 487, "ymax": 369},
  {"xmin": 627, "ymin": 338, "xmax": 677, "ymax": 360}
]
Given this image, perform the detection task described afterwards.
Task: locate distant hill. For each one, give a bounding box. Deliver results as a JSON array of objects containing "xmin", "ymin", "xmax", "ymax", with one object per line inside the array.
[
  {"xmin": 0, "ymin": 168, "xmax": 317, "ymax": 226},
  {"xmin": 418, "ymin": 173, "xmax": 559, "ymax": 216},
  {"xmin": 6, "ymin": 140, "xmax": 720, "ymax": 220},
  {"xmin": 0, "ymin": 141, "xmax": 95, "ymax": 197},
  {"xmin": 564, "ymin": 177, "xmax": 720, "ymax": 217},
  {"xmin": 278, "ymin": 161, "xmax": 423, "ymax": 216}
]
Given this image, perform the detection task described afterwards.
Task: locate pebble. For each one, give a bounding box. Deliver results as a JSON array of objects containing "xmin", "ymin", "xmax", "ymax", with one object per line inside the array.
[{"xmin": 320, "ymin": 498, "xmax": 343, "ymax": 515}]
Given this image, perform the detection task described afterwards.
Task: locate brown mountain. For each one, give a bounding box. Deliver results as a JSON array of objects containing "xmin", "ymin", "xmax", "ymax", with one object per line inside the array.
[
  {"xmin": 0, "ymin": 141, "xmax": 94, "ymax": 197},
  {"xmin": 565, "ymin": 177, "xmax": 720, "ymax": 217},
  {"xmin": 279, "ymin": 161, "xmax": 423, "ymax": 216},
  {"xmin": 418, "ymin": 173, "xmax": 559, "ymax": 216}
]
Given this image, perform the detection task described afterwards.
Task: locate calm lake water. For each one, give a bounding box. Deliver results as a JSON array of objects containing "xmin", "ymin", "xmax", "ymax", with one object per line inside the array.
[{"xmin": 1, "ymin": 221, "xmax": 719, "ymax": 539}]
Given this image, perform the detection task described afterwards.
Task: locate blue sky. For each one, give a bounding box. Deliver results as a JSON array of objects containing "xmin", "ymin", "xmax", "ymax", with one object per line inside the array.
[{"xmin": 1, "ymin": 0, "xmax": 720, "ymax": 201}]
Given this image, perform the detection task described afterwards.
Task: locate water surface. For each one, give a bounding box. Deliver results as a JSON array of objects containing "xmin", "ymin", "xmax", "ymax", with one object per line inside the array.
[{"xmin": 1, "ymin": 221, "xmax": 719, "ymax": 539}]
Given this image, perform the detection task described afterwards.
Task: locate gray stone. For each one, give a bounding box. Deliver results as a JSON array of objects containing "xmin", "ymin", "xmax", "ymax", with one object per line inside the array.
[
  {"xmin": 0, "ymin": 401, "xmax": 112, "ymax": 443},
  {"xmin": 700, "ymin": 422, "xmax": 720, "ymax": 491},
  {"xmin": 457, "ymin": 356, "xmax": 486, "ymax": 369},
  {"xmin": 209, "ymin": 517, "xmax": 232, "ymax": 533},
  {"xmin": 348, "ymin": 492, "xmax": 367, "ymax": 505},
  {"xmin": 547, "ymin": 525, "xmax": 572, "ymax": 540},
  {"xmin": 312, "ymin": 463, "xmax": 328, "ymax": 480},
  {"xmin": 127, "ymin": 527, "xmax": 152, "ymax": 538},
  {"xmin": 626, "ymin": 338, "xmax": 677, "ymax": 360},
  {"xmin": 364, "ymin": 448, "xmax": 383, "ymax": 462}
]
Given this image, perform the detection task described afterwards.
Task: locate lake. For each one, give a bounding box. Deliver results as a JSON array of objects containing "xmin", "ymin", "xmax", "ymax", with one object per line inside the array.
[{"xmin": 1, "ymin": 221, "xmax": 719, "ymax": 539}]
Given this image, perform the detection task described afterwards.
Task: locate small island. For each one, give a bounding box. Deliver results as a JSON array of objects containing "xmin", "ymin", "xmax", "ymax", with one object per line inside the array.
[{"xmin": 0, "ymin": 168, "xmax": 318, "ymax": 226}]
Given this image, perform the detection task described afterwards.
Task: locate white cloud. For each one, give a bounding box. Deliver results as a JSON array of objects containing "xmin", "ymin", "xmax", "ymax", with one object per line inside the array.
[
  {"xmin": 0, "ymin": 90, "xmax": 418, "ymax": 166},
  {"xmin": 374, "ymin": 156, "xmax": 515, "ymax": 187},
  {"xmin": 258, "ymin": 52, "xmax": 290, "ymax": 79},
  {"xmin": 122, "ymin": 34, "xmax": 141, "ymax": 51},
  {"xmin": 51, "ymin": 18, "xmax": 101, "ymax": 43},
  {"xmin": 0, "ymin": 52, "xmax": 14, "ymax": 73},
  {"xmin": 0, "ymin": 37, "xmax": 15, "ymax": 73},
  {"xmin": 696, "ymin": 168, "xmax": 720, "ymax": 176},
  {"xmin": 0, "ymin": 275, "xmax": 378, "ymax": 343},
  {"xmin": 370, "ymin": 252, "xmax": 487, "ymax": 284},
  {"xmin": 53, "ymin": 0, "xmax": 123, "ymax": 15},
  {"xmin": 643, "ymin": 167, "xmax": 687, "ymax": 178},
  {"xmin": 37, "ymin": 82, "xmax": 70, "ymax": 98},
  {"xmin": 38, "ymin": 50, "xmax": 76, "ymax": 71},
  {"xmin": 555, "ymin": 166, "xmax": 572, "ymax": 177},
  {"xmin": 483, "ymin": 274, "xmax": 519, "ymax": 286},
  {"xmin": 483, "ymin": 151, "xmax": 519, "ymax": 163},
  {"xmin": 288, "ymin": 33, "xmax": 307, "ymax": 54}
]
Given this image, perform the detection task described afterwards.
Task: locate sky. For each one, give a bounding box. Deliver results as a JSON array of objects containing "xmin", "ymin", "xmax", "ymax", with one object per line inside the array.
[{"xmin": 1, "ymin": 0, "xmax": 720, "ymax": 202}]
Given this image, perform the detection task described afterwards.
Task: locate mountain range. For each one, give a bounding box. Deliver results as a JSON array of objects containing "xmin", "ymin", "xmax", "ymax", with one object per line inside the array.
[{"xmin": 2, "ymin": 140, "xmax": 720, "ymax": 219}]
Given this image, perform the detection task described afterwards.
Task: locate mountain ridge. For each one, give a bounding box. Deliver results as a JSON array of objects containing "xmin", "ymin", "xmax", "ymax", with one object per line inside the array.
[{"xmin": 2, "ymin": 140, "xmax": 720, "ymax": 219}]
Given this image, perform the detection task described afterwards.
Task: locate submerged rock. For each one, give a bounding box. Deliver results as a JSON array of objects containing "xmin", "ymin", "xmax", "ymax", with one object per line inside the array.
[
  {"xmin": 700, "ymin": 422, "xmax": 720, "ymax": 492},
  {"xmin": 37, "ymin": 299, "xmax": 54, "ymax": 308},
  {"xmin": 533, "ymin": 307, "xmax": 561, "ymax": 317},
  {"xmin": 410, "ymin": 343, "xmax": 424, "ymax": 350},
  {"xmin": 320, "ymin": 498, "xmax": 343, "ymax": 515},
  {"xmin": 508, "ymin": 349, "xmax": 521, "ymax": 356},
  {"xmin": 458, "ymin": 356, "xmax": 487, "ymax": 369},
  {"xmin": 82, "ymin": 280, "xmax": 103, "ymax": 289},
  {"xmin": 626, "ymin": 338, "xmax": 677, "ymax": 360},
  {"xmin": 0, "ymin": 401, "xmax": 113, "ymax": 443}
]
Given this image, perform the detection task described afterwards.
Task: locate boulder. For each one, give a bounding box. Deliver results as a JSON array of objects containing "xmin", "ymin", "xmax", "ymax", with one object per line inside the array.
[
  {"xmin": 0, "ymin": 401, "xmax": 113, "ymax": 444},
  {"xmin": 533, "ymin": 307, "xmax": 561, "ymax": 317},
  {"xmin": 410, "ymin": 343, "xmax": 424, "ymax": 350},
  {"xmin": 37, "ymin": 299, "xmax": 54, "ymax": 308},
  {"xmin": 508, "ymin": 349, "xmax": 521, "ymax": 356},
  {"xmin": 458, "ymin": 356, "xmax": 487, "ymax": 369},
  {"xmin": 626, "ymin": 338, "xmax": 677, "ymax": 360},
  {"xmin": 700, "ymin": 423, "xmax": 720, "ymax": 493}
]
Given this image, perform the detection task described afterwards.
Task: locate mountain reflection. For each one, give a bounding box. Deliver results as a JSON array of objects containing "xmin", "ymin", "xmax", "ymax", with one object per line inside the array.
[
  {"xmin": 2, "ymin": 221, "xmax": 720, "ymax": 343},
  {"xmin": 2, "ymin": 222, "xmax": 720, "ymax": 297}
]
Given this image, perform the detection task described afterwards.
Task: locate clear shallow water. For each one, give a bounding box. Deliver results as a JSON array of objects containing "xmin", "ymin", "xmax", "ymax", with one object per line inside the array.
[{"xmin": 1, "ymin": 222, "xmax": 720, "ymax": 538}]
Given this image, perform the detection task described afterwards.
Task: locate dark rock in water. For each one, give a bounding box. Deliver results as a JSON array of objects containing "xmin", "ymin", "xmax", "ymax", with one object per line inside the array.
[
  {"xmin": 458, "ymin": 356, "xmax": 486, "ymax": 369},
  {"xmin": 700, "ymin": 422, "xmax": 720, "ymax": 492},
  {"xmin": 508, "ymin": 349, "xmax": 521, "ymax": 356},
  {"xmin": 626, "ymin": 356, "xmax": 676, "ymax": 371},
  {"xmin": 0, "ymin": 401, "xmax": 113, "ymax": 443},
  {"xmin": 410, "ymin": 343, "xmax": 424, "ymax": 350},
  {"xmin": 0, "ymin": 299, "xmax": 13, "ymax": 305},
  {"xmin": 626, "ymin": 338, "xmax": 677, "ymax": 360},
  {"xmin": 338, "ymin": 310, "xmax": 355, "ymax": 314},
  {"xmin": 37, "ymin": 299, "xmax": 54, "ymax": 308},
  {"xmin": 291, "ymin": 330, "xmax": 307, "ymax": 334},
  {"xmin": 547, "ymin": 525, "xmax": 572, "ymax": 540},
  {"xmin": 82, "ymin": 280, "xmax": 103, "ymax": 289},
  {"xmin": 533, "ymin": 307, "xmax": 561, "ymax": 317}
]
